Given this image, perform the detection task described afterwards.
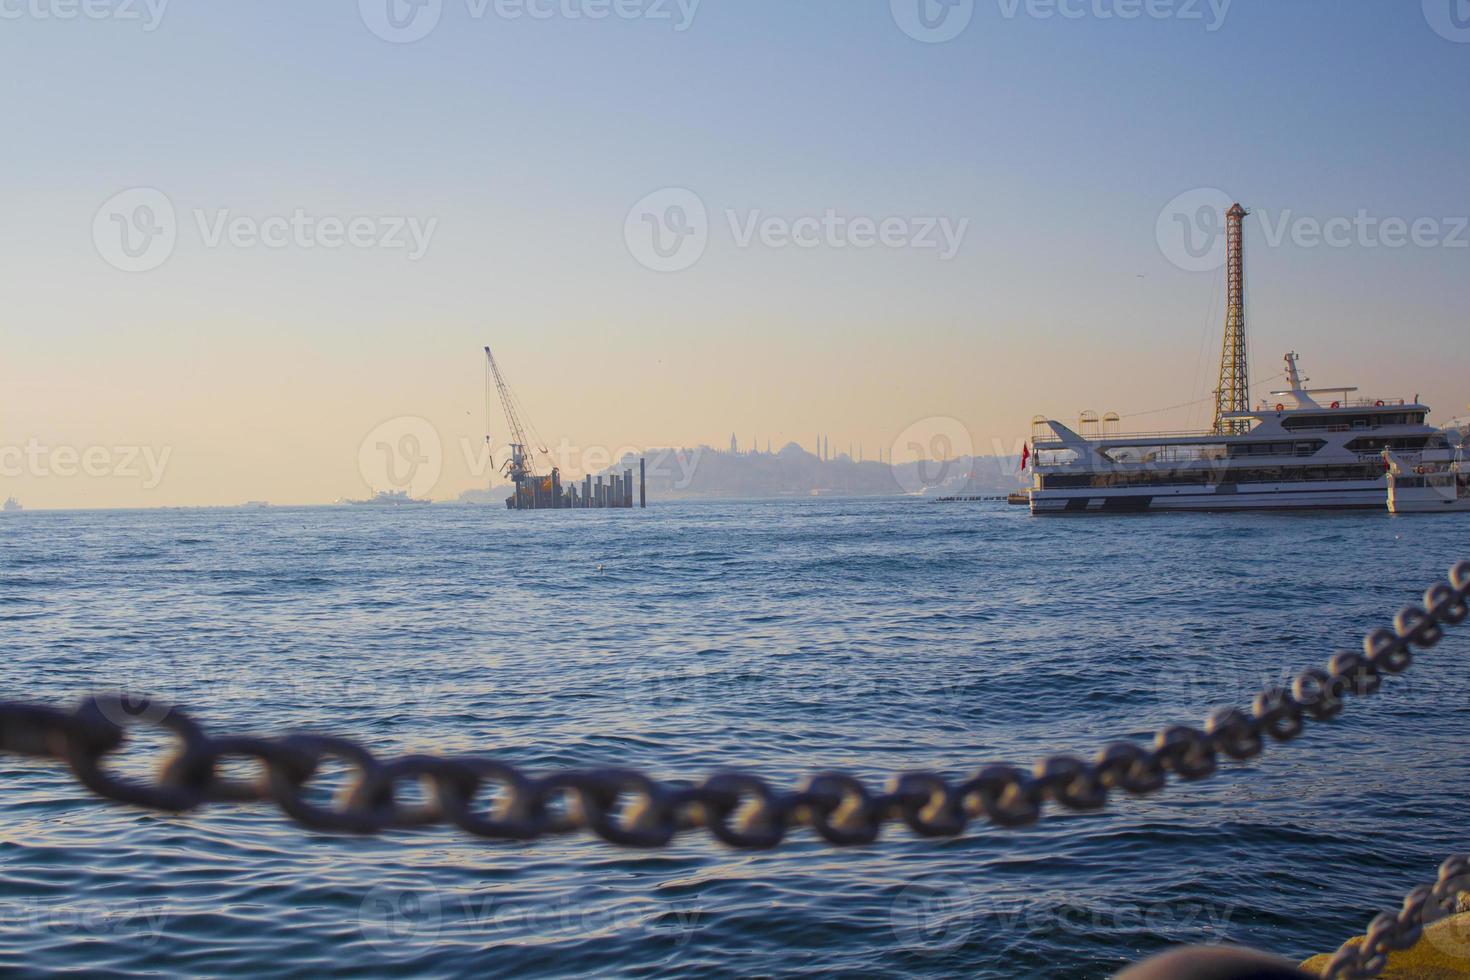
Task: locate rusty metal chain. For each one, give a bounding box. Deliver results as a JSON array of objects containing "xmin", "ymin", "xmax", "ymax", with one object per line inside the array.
[
  {"xmin": 1, "ymin": 560, "xmax": 1466, "ymax": 850},
  {"xmin": 1322, "ymin": 854, "xmax": 1470, "ymax": 979}
]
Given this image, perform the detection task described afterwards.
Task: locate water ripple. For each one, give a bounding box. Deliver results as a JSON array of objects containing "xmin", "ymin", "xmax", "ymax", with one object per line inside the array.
[{"xmin": 0, "ymin": 501, "xmax": 1464, "ymax": 977}]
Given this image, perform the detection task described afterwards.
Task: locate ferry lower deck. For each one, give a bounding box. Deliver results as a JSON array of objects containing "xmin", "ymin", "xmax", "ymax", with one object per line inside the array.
[{"xmin": 1030, "ymin": 478, "xmax": 1387, "ymax": 514}]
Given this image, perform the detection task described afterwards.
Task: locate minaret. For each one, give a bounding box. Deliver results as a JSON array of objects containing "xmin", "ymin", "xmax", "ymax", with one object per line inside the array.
[
  {"xmin": 1214, "ymin": 203, "xmax": 1251, "ymax": 435},
  {"xmin": 730, "ymin": 433, "xmax": 738, "ymax": 455}
]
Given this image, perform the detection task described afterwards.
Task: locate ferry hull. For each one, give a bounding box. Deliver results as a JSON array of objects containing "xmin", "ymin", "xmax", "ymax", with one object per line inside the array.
[
  {"xmin": 1387, "ymin": 484, "xmax": 1470, "ymax": 513},
  {"xmin": 1389, "ymin": 499, "xmax": 1470, "ymax": 513},
  {"xmin": 1030, "ymin": 480, "xmax": 1386, "ymax": 514}
]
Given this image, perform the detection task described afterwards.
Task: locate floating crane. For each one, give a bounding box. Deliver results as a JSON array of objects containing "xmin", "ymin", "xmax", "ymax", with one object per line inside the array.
[
  {"xmin": 484, "ymin": 346, "xmax": 556, "ymax": 509},
  {"xmin": 482, "ymin": 346, "xmax": 646, "ymax": 511}
]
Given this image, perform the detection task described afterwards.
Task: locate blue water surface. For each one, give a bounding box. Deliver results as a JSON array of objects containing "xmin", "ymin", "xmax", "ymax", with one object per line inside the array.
[{"xmin": 0, "ymin": 499, "xmax": 1466, "ymax": 978}]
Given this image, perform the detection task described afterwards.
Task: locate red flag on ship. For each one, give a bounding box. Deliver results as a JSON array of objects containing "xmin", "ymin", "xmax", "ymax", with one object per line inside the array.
[{"xmin": 1021, "ymin": 443, "xmax": 1030, "ymax": 471}]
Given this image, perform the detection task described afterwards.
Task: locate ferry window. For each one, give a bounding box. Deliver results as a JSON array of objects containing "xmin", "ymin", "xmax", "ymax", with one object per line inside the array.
[
  {"xmin": 1345, "ymin": 437, "xmax": 1430, "ymax": 453},
  {"xmin": 1284, "ymin": 416, "xmax": 1375, "ymax": 432},
  {"xmin": 1041, "ymin": 474, "xmax": 1091, "ymax": 489}
]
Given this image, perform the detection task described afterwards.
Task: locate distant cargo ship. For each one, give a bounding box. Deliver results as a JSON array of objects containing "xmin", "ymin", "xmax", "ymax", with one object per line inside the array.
[
  {"xmin": 2, "ymin": 497, "xmax": 21, "ymax": 513},
  {"xmin": 341, "ymin": 490, "xmax": 431, "ymax": 506}
]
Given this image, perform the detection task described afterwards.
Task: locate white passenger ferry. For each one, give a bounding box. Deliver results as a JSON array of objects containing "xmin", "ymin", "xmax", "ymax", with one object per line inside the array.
[
  {"xmin": 1029, "ymin": 353, "xmax": 1437, "ymax": 514},
  {"xmin": 1383, "ymin": 416, "xmax": 1470, "ymax": 513}
]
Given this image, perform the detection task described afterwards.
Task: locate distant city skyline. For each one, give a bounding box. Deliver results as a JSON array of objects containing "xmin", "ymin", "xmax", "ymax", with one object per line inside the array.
[{"xmin": 2, "ymin": 3, "xmax": 1467, "ymax": 507}]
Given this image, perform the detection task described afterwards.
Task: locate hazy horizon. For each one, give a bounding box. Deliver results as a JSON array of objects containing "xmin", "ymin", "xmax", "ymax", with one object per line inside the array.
[{"xmin": 4, "ymin": 1, "xmax": 1468, "ymax": 508}]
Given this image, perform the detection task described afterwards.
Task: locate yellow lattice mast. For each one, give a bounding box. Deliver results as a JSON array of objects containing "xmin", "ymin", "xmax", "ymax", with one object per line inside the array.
[{"xmin": 1213, "ymin": 203, "xmax": 1251, "ymax": 435}]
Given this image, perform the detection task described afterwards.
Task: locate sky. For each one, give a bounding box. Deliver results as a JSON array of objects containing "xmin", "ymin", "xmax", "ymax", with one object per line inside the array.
[{"xmin": 2, "ymin": 0, "xmax": 1468, "ymax": 507}]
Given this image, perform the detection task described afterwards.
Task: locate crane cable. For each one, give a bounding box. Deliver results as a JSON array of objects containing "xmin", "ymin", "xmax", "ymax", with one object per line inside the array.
[{"xmin": 1120, "ymin": 373, "xmax": 1286, "ymax": 421}]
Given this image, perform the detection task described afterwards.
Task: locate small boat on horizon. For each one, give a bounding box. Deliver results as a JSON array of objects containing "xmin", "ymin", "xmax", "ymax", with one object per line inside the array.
[{"xmin": 2, "ymin": 497, "xmax": 22, "ymax": 513}]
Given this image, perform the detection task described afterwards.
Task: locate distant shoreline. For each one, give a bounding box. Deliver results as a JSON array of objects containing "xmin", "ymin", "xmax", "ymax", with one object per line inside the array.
[{"xmin": 0, "ymin": 493, "xmax": 1008, "ymax": 514}]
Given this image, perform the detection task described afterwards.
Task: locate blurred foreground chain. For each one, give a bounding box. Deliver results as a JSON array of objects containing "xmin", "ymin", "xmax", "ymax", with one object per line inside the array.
[
  {"xmin": 1322, "ymin": 854, "xmax": 1470, "ymax": 980},
  {"xmin": 1, "ymin": 560, "xmax": 1467, "ymax": 850}
]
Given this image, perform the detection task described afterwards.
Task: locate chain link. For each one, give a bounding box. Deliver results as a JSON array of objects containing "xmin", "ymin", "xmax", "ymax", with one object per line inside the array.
[
  {"xmin": 1, "ymin": 560, "xmax": 1467, "ymax": 851},
  {"xmin": 1322, "ymin": 854, "xmax": 1470, "ymax": 979}
]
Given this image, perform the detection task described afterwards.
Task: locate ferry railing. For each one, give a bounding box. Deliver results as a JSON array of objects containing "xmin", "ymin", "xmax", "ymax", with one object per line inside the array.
[
  {"xmin": 1033, "ymin": 404, "xmax": 1420, "ymax": 447},
  {"xmin": 1255, "ymin": 398, "xmax": 1413, "ymax": 410},
  {"xmin": 1032, "ymin": 428, "xmax": 1222, "ymax": 446},
  {"xmin": 1034, "ymin": 424, "xmax": 1396, "ymax": 449},
  {"xmin": 1034, "ymin": 447, "xmax": 1329, "ymax": 469},
  {"xmin": 1334, "ymin": 397, "xmax": 1412, "ymax": 408},
  {"xmin": 1282, "ymin": 421, "xmax": 1425, "ymax": 434}
]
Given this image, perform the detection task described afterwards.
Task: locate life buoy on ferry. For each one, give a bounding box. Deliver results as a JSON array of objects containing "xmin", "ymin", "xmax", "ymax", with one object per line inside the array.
[
  {"xmin": 1330, "ymin": 401, "xmax": 1340, "ymax": 409},
  {"xmin": 1375, "ymin": 400, "xmax": 1385, "ymax": 407}
]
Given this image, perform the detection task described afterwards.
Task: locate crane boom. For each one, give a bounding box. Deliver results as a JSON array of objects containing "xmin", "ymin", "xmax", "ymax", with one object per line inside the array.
[{"xmin": 485, "ymin": 346, "xmax": 538, "ymax": 482}]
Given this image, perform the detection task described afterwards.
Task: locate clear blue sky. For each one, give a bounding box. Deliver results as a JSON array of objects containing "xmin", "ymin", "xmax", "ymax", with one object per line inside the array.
[{"xmin": 2, "ymin": 1, "xmax": 1467, "ymax": 505}]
